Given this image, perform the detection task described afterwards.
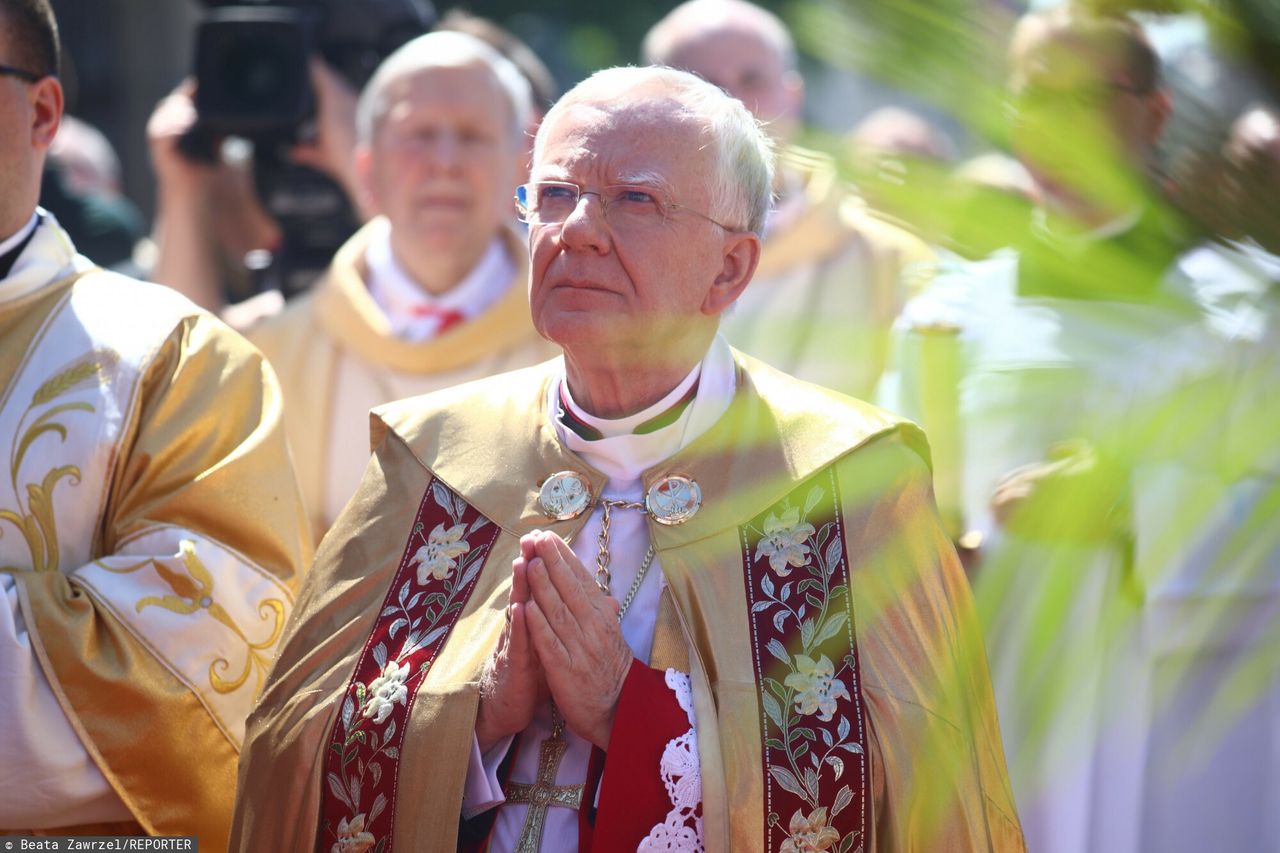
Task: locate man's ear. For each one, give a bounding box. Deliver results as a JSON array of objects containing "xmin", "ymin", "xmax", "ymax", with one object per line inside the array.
[
  {"xmin": 702, "ymin": 230, "xmax": 761, "ymax": 316},
  {"xmin": 1145, "ymin": 87, "xmax": 1171, "ymax": 147},
  {"xmin": 30, "ymin": 76, "xmax": 63, "ymax": 149},
  {"xmin": 783, "ymin": 69, "xmax": 805, "ymax": 122},
  {"xmin": 351, "ymin": 142, "xmax": 379, "ymax": 220}
]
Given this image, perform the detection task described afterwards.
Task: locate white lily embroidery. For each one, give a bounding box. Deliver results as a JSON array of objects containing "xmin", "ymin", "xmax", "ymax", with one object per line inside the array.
[
  {"xmin": 784, "ymin": 654, "xmax": 850, "ymax": 722},
  {"xmin": 361, "ymin": 661, "xmax": 410, "ymax": 725},
  {"xmin": 755, "ymin": 507, "xmax": 816, "ymax": 576},
  {"xmin": 331, "ymin": 812, "xmax": 375, "ymax": 853},
  {"xmin": 409, "ymin": 522, "xmax": 471, "ymax": 583}
]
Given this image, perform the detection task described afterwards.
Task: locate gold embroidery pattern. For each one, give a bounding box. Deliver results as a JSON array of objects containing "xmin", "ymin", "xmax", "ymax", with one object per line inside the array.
[
  {"xmin": 100, "ymin": 539, "xmax": 286, "ymax": 697},
  {"xmin": 0, "ymin": 349, "xmax": 119, "ymax": 574}
]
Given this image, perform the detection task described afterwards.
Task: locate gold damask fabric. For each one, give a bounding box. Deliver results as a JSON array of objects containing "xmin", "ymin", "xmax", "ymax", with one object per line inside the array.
[
  {"xmin": 721, "ymin": 145, "xmax": 934, "ymax": 401},
  {"xmin": 0, "ymin": 228, "xmax": 309, "ymax": 847},
  {"xmin": 248, "ymin": 219, "xmax": 555, "ymax": 539},
  {"xmin": 232, "ymin": 353, "xmax": 1023, "ymax": 852}
]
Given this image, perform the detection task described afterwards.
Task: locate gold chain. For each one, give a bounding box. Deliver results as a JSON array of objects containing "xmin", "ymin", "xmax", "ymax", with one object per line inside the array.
[
  {"xmin": 594, "ymin": 498, "xmax": 645, "ymax": 594},
  {"xmin": 593, "ymin": 498, "xmax": 657, "ymax": 621},
  {"xmin": 617, "ymin": 546, "xmax": 656, "ymax": 619}
]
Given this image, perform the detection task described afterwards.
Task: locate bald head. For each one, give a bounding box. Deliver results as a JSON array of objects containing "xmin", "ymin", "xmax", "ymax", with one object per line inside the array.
[
  {"xmin": 850, "ymin": 106, "xmax": 956, "ymax": 164},
  {"xmin": 1009, "ymin": 6, "xmax": 1158, "ymax": 97},
  {"xmin": 642, "ymin": 0, "xmax": 802, "ymax": 143},
  {"xmin": 1226, "ymin": 105, "xmax": 1280, "ymax": 171},
  {"xmin": 533, "ymin": 66, "xmax": 774, "ymax": 236},
  {"xmin": 1006, "ymin": 7, "xmax": 1169, "ymax": 221},
  {"xmin": 355, "ymin": 30, "xmax": 533, "ymax": 146},
  {"xmin": 644, "ymin": 0, "xmax": 795, "ymax": 70}
]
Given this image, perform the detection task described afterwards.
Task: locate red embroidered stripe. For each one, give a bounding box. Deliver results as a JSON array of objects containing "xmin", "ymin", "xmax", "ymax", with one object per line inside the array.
[
  {"xmin": 740, "ymin": 468, "xmax": 870, "ymax": 853},
  {"xmin": 316, "ymin": 478, "xmax": 499, "ymax": 853}
]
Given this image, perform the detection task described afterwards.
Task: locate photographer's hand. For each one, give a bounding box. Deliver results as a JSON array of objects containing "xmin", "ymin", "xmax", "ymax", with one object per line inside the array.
[
  {"xmin": 147, "ymin": 80, "xmax": 225, "ymax": 311},
  {"xmin": 147, "ymin": 80, "xmax": 281, "ymax": 315},
  {"xmin": 289, "ymin": 60, "xmax": 363, "ymax": 217},
  {"xmin": 148, "ymin": 80, "xmax": 212, "ymax": 194}
]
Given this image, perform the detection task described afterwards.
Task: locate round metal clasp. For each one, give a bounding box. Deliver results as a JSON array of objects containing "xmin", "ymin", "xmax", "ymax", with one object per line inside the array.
[
  {"xmin": 538, "ymin": 471, "xmax": 593, "ymax": 520},
  {"xmin": 645, "ymin": 475, "xmax": 701, "ymax": 525}
]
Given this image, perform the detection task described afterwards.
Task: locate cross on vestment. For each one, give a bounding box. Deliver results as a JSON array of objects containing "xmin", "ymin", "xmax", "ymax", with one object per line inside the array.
[{"xmin": 504, "ymin": 715, "xmax": 585, "ymax": 852}]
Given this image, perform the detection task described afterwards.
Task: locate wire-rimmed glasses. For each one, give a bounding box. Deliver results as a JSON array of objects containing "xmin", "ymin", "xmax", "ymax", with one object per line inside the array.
[
  {"xmin": 515, "ymin": 180, "xmax": 736, "ymax": 231},
  {"xmin": 0, "ymin": 63, "xmax": 44, "ymax": 83}
]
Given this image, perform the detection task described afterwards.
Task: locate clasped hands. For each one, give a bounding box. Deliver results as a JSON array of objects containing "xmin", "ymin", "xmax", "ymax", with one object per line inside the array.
[{"xmin": 475, "ymin": 530, "xmax": 634, "ymax": 752}]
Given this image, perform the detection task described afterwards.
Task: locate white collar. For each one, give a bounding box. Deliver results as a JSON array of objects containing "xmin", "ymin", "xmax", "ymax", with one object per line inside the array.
[
  {"xmin": 560, "ymin": 359, "xmax": 702, "ymax": 440},
  {"xmin": 0, "ymin": 211, "xmax": 39, "ymax": 257},
  {"xmin": 550, "ymin": 335, "xmax": 737, "ymax": 485},
  {"xmin": 0, "ymin": 208, "xmax": 87, "ymax": 305},
  {"xmin": 365, "ymin": 218, "xmax": 514, "ymax": 342}
]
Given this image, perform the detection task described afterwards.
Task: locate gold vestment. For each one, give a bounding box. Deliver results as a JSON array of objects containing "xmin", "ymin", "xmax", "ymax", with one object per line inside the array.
[
  {"xmin": 232, "ymin": 353, "xmax": 1023, "ymax": 852},
  {"xmin": 0, "ymin": 214, "xmax": 310, "ymax": 846}
]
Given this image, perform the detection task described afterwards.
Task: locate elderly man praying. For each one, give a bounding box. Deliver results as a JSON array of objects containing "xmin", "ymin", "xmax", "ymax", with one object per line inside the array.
[{"xmin": 231, "ymin": 66, "xmax": 1023, "ymax": 853}]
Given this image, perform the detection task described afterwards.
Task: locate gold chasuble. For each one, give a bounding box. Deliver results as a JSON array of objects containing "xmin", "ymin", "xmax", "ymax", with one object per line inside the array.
[
  {"xmin": 0, "ymin": 215, "xmax": 309, "ymax": 845},
  {"xmin": 232, "ymin": 353, "xmax": 1024, "ymax": 852},
  {"xmin": 248, "ymin": 219, "xmax": 556, "ymax": 539},
  {"xmin": 719, "ymin": 146, "xmax": 934, "ymax": 401}
]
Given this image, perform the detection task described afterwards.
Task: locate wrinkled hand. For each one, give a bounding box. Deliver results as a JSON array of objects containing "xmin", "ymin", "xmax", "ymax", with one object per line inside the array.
[
  {"xmin": 475, "ymin": 536, "xmax": 547, "ymax": 752},
  {"xmin": 289, "ymin": 59, "xmax": 359, "ymax": 204},
  {"xmin": 523, "ymin": 530, "xmax": 633, "ymax": 750}
]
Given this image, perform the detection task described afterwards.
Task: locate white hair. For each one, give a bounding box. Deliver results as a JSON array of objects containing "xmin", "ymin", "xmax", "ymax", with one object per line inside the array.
[
  {"xmin": 642, "ymin": 0, "xmax": 796, "ymax": 71},
  {"xmin": 533, "ymin": 66, "xmax": 775, "ymax": 235},
  {"xmin": 355, "ymin": 31, "xmax": 533, "ymax": 147}
]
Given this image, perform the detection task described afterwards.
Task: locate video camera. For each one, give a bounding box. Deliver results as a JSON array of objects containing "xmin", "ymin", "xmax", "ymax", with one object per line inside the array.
[{"xmin": 185, "ymin": 0, "xmax": 436, "ymax": 299}]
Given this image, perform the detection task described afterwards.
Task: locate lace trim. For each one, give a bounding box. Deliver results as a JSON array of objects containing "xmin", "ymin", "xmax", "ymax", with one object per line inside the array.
[{"xmin": 638, "ymin": 669, "xmax": 704, "ymax": 852}]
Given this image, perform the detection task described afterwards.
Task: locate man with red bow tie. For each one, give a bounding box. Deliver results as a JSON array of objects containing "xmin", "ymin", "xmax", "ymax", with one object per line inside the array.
[{"xmin": 249, "ymin": 31, "xmax": 554, "ymax": 539}]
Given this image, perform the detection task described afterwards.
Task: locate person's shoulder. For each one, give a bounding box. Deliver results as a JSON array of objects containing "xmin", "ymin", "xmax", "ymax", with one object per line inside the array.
[
  {"xmin": 783, "ymin": 145, "xmax": 935, "ymax": 268},
  {"xmin": 372, "ymin": 358, "xmax": 560, "ymax": 450},
  {"xmin": 72, "ymin": 267, "xmax": 205, "ymax": 331},
  {"xmin": 222, "ymin": 288, "xmax": 289, "ymax": 335},
  {"xmin": 61, "ymin": 269, "xmax": 270, "ymax": 389},
  {"xmin": 841, "ymin": 198, "xmax": 937, "ymax": 291},
  {"xmin": 838, "ymin": 194, "xmax": 928, "ymax": 250},
  {"xmin": 738, "ymin": 351, "xmax": 931, "ymax": 472},
  {"xmin": 240, "ymin": 288, "xmax": 320, "ymax": 356}
]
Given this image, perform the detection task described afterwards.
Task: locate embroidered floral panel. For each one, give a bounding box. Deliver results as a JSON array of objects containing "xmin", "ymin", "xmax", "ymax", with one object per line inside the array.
[
  {"xmin": 316, "ymin": 479, "xmax": 499, "ymax": 853},
  {"xmin": 740, "ymin": 468, "xmax": 870, "ymax": 853}
]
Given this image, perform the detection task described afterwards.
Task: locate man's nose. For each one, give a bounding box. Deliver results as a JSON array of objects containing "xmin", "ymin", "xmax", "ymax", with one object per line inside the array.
[
  {"xmin": 422, "ymin": 131, "xmax": 463, "ymax": 170},
  {"xmin": 557, "ymin": 191, "xmax": 611, "ymax": 253}
]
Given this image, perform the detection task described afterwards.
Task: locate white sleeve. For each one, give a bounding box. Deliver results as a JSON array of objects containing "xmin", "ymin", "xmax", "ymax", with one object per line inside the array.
[
  {"xmin": 460, "ymin": 732, "xmax": 514, "ymax": 820},
  {"xmin": 0, "ymin": 572, "xmax": 132, "ymax": 828}
]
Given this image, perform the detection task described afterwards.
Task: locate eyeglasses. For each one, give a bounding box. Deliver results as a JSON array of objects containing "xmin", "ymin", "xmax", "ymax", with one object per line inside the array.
[
  {"xmin": 515, "ymin": 180, "xmax": 737, "ymax": 231},
  {"xmin": 0, "ymin": 63, "xmax": 43, "ymax": 83}
]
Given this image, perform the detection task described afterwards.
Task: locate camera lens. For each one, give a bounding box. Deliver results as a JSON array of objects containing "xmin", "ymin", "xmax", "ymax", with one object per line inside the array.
[
  {"xmin": 223, "ymin": 37, "xmax": 303, "ymax": 111},
  {"xmin": 194, "ymin": 9, "xmax": 315, "ymax": 137}
]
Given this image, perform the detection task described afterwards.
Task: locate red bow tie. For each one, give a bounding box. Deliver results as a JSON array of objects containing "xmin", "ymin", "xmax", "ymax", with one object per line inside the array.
[{"xmin": 408, "ymin": 304, "xmax": 466, "ymax": 335}]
